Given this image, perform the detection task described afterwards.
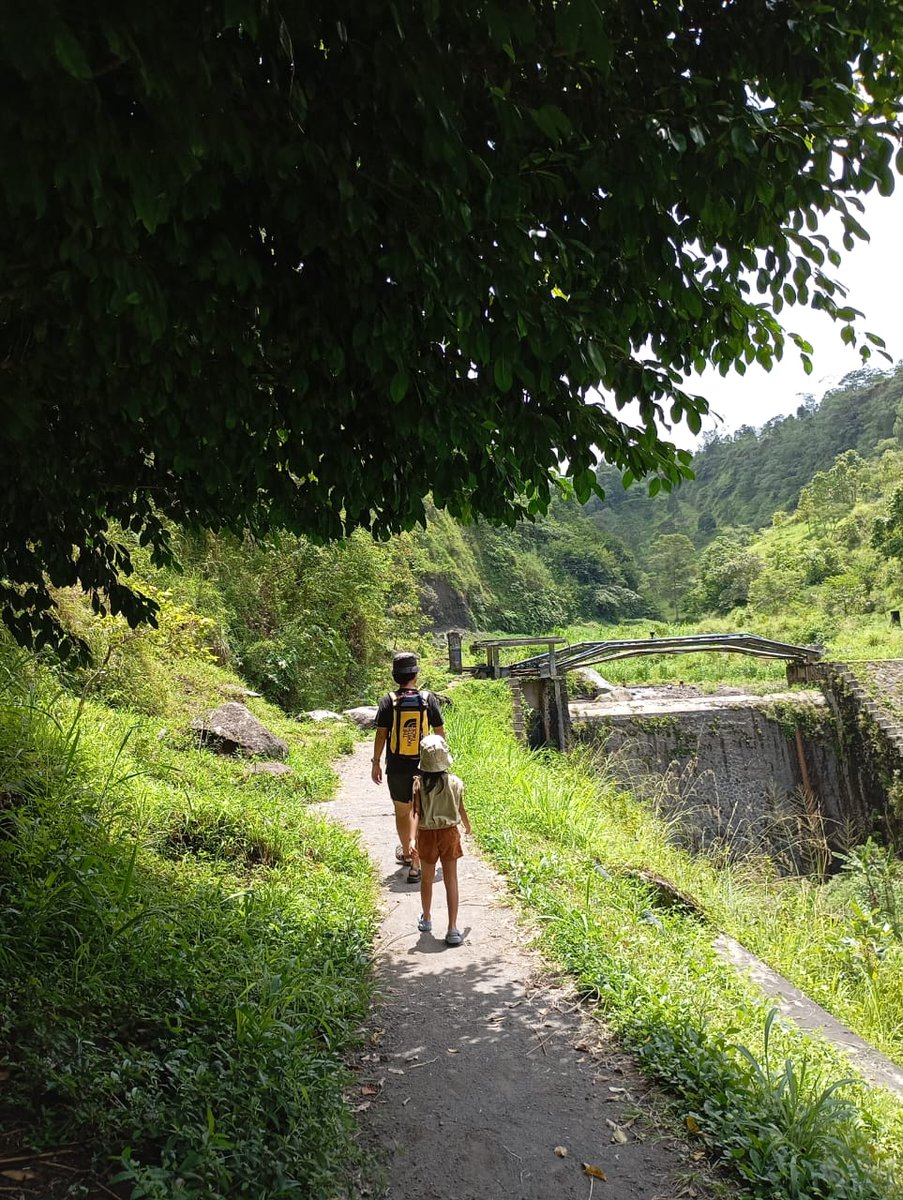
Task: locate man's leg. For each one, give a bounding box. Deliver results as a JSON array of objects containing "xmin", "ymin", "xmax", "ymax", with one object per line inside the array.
[
  {"xmin": 387, "ymin": 773, "xmax": 420, "ymax": 873},
  {"xmin": 392, "ymin": 799, "xmax": 413, "ymax": 860}
]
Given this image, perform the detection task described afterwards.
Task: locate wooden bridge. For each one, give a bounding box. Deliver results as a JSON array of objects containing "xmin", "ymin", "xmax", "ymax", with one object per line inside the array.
[{"xmin": 446, "ymin": 632, "xmax": 823, "ymax": 748}]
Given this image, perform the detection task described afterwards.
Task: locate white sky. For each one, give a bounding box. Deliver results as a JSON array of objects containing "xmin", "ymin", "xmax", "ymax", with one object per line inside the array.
[{"xmin": 681, "ymin": 185, "xmax": 903, "ymax": 447}]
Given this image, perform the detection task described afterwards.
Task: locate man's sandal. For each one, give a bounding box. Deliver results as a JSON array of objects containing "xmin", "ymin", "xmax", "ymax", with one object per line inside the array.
[
  {"xmin": 395, "ymin": 845, "xmax": 412, "ymax": 866},
  {"xmin": 406, "ymin": 866, "xmax": 421, "ymax": 883}
]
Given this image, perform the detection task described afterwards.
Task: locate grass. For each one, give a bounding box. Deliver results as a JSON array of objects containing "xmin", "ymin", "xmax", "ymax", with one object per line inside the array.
[
  {"xmin": 0, "ymin": 640, "xmax": 377, "ymax": 1199},
  {"xmin": 448, "ymin": 679, "xmax": 903, "ymax": 1199}
]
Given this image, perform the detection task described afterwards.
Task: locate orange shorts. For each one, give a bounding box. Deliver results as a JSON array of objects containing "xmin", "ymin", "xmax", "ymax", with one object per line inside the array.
[{"xmin": 416, "ymin": 826, "xmax": 463, "ymax": 865}]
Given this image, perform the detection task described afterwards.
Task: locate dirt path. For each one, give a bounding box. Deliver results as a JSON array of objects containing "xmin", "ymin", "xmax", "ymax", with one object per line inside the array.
[{"xmin": 321, "ymin": 743, "xmax": 716, "ymax": 1200}]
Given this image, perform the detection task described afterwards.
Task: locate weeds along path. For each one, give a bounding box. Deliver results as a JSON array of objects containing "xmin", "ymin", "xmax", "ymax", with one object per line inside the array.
[{"xmin": 322, "ymin": 742, "xmax": 712, "ymax": 1200}]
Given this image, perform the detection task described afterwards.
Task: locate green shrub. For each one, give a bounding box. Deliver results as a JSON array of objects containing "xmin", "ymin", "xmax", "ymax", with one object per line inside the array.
[{"xmin": 0, "ymin": 642, "xmax": 377, "ymax": 1198}]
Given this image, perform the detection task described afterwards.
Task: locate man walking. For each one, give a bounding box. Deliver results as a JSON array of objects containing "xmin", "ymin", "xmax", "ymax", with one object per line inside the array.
[{"xmin": 371, "ymin": 651, "xmax": 444, "ymax": 882}]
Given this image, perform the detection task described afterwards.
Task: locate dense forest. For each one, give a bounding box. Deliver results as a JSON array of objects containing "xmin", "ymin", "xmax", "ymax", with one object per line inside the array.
[
  {"xmin": 38, "ymin": 363, "xmax": 903, "ymax": 718},
  {"xmin": 411, "ymin": 363, "xmax": 903, "ymax": 641},
  {"xmin": 591, "ymin": 363, "xmax": 903, "ymax": 551}
]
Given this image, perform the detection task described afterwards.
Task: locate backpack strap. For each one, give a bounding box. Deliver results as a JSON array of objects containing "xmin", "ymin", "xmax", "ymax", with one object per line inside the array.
[{"xmin": 389, "ymin": 691, "xmax": 399, "ymax": 754}]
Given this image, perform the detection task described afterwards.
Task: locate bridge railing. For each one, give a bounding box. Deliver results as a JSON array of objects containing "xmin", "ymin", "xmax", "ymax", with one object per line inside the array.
[
  {"xmin": 509, "ymin": 633, "xmax": 823, "ymax": 676},
  {"xmin": 447, "ymin": 632, "xmax": 823, "ymax": 750},
  {"xmin": 450, "ymin": 632, "xmax": 822, "ymax": 680}
]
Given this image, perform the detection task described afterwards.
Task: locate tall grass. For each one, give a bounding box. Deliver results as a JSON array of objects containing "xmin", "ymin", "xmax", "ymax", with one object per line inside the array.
[
  {"xmin": 449, "ymin": 680, "xmax": 903, "ymax": 1199},
  {"xmin": 0, "ymin": 642, "xmax": 377, "ymax": 1198}
]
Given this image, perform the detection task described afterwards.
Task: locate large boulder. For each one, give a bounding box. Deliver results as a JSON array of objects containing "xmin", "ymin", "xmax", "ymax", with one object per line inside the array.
[
  {"xmin": 343, "ymin": 706, "xmax": 379, "ymax": 728},
  {"xmin": 246, "ymin": 761, "xmax": 294, "ymax": 777},
  {"xmin": 304, "ymin": 709, "xmax": 344, "ymax": 722},
  {"xmin": 192, "ymin": 702, "xmax": 289, "ymax": 759}
]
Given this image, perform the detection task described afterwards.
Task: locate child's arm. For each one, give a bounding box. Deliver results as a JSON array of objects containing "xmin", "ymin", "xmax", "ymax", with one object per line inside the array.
[
  {"xmin": 409, "ymin": 777, "xmax": 421, "ymax": 857},
  {"xmin": 458, "ymin": 798, "xmax": 472, "ymax": 836}
]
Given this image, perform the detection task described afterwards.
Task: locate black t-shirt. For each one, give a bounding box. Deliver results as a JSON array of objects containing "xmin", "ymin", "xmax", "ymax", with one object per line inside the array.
[{"xmin": 376, "ymin": 687, "xmax": 443, "ymax": 774}]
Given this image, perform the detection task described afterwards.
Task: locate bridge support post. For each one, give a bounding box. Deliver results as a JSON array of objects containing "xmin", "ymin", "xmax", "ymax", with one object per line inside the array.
[
  {"xmin": 787, "ymin": 661, "xmax": 822, "ymax": 685},
  {"xmin": 519, "ymin": 675, "xmax": 571, "ymax": 751},
  {"xmin": 510, "ymin": 681, "xmax": 525, "ymax": 742},
  {"xmin": 447, "ymin": 630, "xmax": 463, "ymax": 674}
]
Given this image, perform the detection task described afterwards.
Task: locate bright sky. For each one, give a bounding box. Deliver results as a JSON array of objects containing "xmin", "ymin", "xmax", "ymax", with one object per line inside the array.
[{"xmin": 682, "ymin": 185, "xmax": 903, "ymax": 448}]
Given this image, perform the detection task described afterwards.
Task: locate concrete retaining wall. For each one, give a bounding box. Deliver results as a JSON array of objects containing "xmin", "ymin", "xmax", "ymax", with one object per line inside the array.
[{"xmin": 571, "ymin": 697, "xmax": 876, "ymax": 870}]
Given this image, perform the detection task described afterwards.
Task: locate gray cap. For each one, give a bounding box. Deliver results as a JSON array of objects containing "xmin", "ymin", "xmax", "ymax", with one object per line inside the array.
[{"xmin": 392, "ymin": 651, "xmax": 419, "ymax": 682}]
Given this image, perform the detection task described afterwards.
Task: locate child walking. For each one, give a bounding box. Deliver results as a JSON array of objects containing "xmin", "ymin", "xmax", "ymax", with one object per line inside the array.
[{"xmin": 409, "ymin": 734, "xmax": 471, "ymax": 946}]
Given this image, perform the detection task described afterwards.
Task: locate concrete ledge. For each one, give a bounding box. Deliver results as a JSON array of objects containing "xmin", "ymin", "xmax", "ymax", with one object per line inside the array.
[{"xmin": 715, "ymin": 933, "xmax": 903, "ymax": 1100}]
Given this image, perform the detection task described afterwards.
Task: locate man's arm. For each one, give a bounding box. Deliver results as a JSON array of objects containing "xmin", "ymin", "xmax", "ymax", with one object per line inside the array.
[
  {"xmin": 371, "ymin": 726, "xmax": 388, "ymax": 785},
  {"xmin": 427, "ymin": 692, "xmax": 444, "ymax": 737}
]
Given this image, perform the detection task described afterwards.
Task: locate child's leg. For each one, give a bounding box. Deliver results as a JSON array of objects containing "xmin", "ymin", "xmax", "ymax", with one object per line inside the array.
[
  {"xmin": 420, "ymin": 860, "xmax": 436, "ymax": 921},
  {"xmin": 441, "ymin": 855, "xmax": 459, "ymax": 932}
]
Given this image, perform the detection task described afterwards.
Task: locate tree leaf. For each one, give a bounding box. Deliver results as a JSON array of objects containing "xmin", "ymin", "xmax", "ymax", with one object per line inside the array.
[
  {"xmin": 390, "ymin": 370, "xmax": 409, "ymax": 403},
  {"xmin": 494, "ymin": 358, "xmax": 513, "ymax": 392},
  {"xmin": 53, "ymin": 27, "xmax": 92, "ymax": 78},
  {"xmin": 582, "ymin": 1163, "xmax": 607, "ymax": 1180}
]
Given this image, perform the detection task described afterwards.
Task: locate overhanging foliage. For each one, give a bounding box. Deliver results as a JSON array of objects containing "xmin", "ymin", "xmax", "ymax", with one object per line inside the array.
[{"xmin": 2, "ymin": 1, "xmax": 902, "ymax": 652}]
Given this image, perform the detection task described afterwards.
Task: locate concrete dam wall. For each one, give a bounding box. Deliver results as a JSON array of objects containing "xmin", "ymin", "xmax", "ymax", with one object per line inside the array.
[{"xmin": 570, "ymin": 690, "xmax": 876, "ymax": 870}]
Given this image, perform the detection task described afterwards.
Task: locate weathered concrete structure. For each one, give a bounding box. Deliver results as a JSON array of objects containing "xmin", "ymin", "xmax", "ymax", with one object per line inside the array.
[
  {"xmin": 571, "ymin": 691, "xmax": 850, "ymax": 868},
  {"xmin": 447, "ymin": 635, "xmax": 903, "ymax": 856},
  {"xmin": 569, "ymin": 662, "xmax": 903, "ymax": 862}
]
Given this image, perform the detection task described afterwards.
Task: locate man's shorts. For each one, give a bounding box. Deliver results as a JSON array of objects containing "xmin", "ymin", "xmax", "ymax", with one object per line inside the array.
[
  {"xmin": 387, "ymin": 773, "xmax": 417, "ymax": 804},
  {"xmin": 417, "ymin": 826, "xmax": 463, "ymax": 865}
]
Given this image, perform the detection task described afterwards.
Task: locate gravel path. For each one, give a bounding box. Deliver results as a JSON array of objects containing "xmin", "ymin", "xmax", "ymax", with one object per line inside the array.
[{"xmin": 320, "ymin": 742, "xmax": 717, "ymax": 1200}]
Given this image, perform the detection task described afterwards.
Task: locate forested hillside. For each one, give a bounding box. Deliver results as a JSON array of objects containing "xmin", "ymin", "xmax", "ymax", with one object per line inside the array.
[
  {"xmin": 413, "ymin": 499, "xmax": 651, "ymax": 632},
  {"xmin": 590, "ymin": 364, "xmax": 903, "ymax": 552},
  {"xmin": 404, "ymin": 364, "xmax": 903, "ymax": 636}
]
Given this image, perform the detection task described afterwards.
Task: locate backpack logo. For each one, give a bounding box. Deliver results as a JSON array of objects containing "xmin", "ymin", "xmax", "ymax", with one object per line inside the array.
[{"xmin": 390, "ymin": 690, "xmax": 429, "ymax": 758}]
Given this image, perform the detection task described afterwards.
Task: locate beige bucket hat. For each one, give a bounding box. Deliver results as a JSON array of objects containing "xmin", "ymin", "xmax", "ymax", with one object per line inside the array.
[{"xmin": 419, "ymin": 733, "xmax": 453, "ymax": 772}]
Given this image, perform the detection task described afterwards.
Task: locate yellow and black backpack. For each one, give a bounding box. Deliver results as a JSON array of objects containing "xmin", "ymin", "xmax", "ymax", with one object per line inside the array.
[{"xmin": 389, "ymin": 690, "xmax": 429, "ymax": 760}]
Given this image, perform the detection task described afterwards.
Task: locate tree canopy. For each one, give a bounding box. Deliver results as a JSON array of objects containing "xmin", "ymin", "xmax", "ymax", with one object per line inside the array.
[{"xmin": 2, "ymin": 1, "xmax": 902, "ymax": 652}]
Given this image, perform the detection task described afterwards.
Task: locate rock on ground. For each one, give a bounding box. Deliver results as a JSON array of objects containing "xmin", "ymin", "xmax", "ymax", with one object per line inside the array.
[
  {"xmin": 305, "ymin": 709, "xmax": 345, "ymax": 722},
  {"xmin": 319, "ymin": 742, "xmax": 717, "ymax": 1200},
  {"xmin": 343, "ymin": 706, "xmax": 379, "ymax": 728},
  {"xmin": 191, "ymin": 701, "xmax": 289, "ymax": 759},
  {"xmin": 246, "ymin": 761, "xmax": 294, "ymax": 777},
  {"xmin": 570, "ymin": 667, "xmax": 615, "ymax": 699}
]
